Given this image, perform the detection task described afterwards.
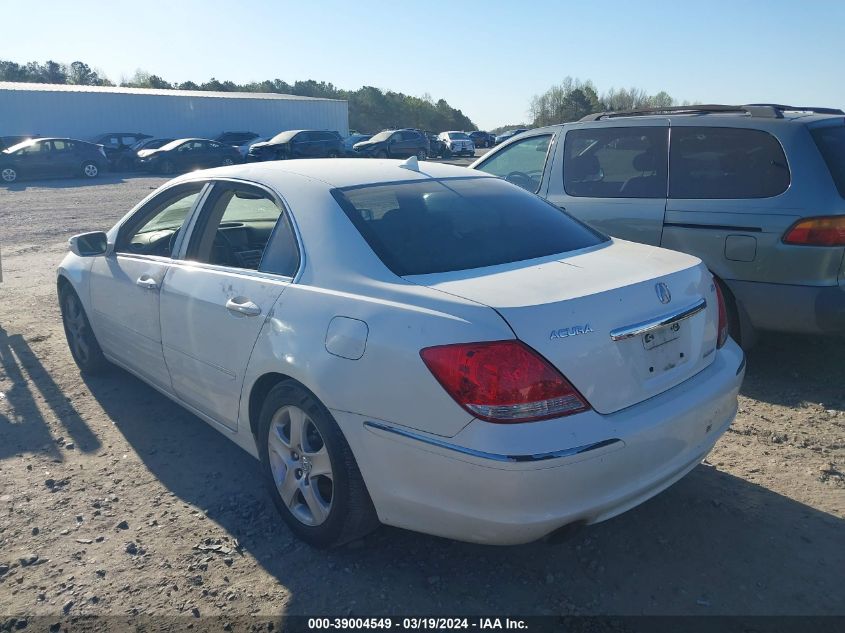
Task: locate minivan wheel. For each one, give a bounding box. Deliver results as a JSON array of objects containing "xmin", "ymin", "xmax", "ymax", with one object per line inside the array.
[
  {"xmin": 59, "ymin": 286, "xmax": 107, "ymax": 374},
  {"xmin": 416, "ymin": 149, "xmax": 427, "ymax": 161},
  {"xmin": 1, "ymin": 167, "xmax": 17, "ymax": 183},
  {"xmin": 258, "ymin": 382, "xmax": 379, "ymax": 548},
  {"xmin": 81, "ymin": 161, "xmax": 99, "ymax": 178}
]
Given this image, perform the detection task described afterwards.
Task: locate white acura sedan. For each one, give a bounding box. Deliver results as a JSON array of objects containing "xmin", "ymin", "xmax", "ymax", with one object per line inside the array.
[{"xmin": 57, "ymin": 158, "xmax": 745, "ymax": 547}]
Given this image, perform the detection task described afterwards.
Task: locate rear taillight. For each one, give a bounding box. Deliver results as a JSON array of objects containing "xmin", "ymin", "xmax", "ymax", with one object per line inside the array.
[
  {"xmin": 714, "ymin": 282, "xmax": 729, "ymax": 349},
  {"xmin": 420, "ymin": 340, "xmax": 590, "ymax": 423},
  {"xmin": 783, "ymin": 216, "xmax": 845, "ymax": 246}
]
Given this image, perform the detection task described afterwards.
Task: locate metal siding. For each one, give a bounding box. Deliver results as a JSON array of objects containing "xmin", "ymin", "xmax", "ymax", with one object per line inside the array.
[{"xmin": 0, "ymin": 88, "xmax": 348, "ymax": 139}]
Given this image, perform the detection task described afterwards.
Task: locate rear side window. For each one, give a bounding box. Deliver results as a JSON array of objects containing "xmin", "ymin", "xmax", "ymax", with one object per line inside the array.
[
  {"xmin": 332, "ymin": 177, "xmax": 607, "ymax": 276},
  {"xmin": 810, "ymin": 125, "xmax": 845, "ymax": 198},
  {"xmin": 474, "ymin": 134, "xmax": 552, "ymax": 193},
  {"xmin": 563, "ymin": 127, "xmax": 668, "ymax": 198},
  {"xmin": 669, "ymin": 127, "xmax": 790, "ymax": 199}
]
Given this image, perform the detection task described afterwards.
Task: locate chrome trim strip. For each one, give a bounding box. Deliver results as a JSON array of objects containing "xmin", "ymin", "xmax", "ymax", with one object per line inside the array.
[
  {"xmin": 610, "ymin": 298, "xmax": 707, "ymax": 341},
  {"xmin": 363, "ymin": 421, "xmax": 622, "ymax": 463}
]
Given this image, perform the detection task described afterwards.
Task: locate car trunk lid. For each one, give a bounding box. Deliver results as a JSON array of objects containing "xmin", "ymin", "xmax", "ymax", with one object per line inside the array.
[{"xmin": 406, "ymin": 240, "xmax": 720, "ymax": 415}]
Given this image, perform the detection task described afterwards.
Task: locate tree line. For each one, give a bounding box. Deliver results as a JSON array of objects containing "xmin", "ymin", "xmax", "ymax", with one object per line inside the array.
[
  {"xmin": 528, "ymin": 77, "xmax": 683, "ymax": 127},
  {"xmin": 0, "ymin": 59, "xmax": 477, "ymax": 134}
]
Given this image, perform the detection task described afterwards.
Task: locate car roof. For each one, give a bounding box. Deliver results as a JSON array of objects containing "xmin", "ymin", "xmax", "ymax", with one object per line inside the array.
[{"xmin": 171, "ymin": 157, "xmax": 496, "ymax": 190}]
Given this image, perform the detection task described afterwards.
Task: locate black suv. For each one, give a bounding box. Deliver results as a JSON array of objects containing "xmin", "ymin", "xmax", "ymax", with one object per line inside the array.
[
  {"xmin": 353, "ymin": 129, "xmax": 430, "ymax": 159},
  {"xmin": 91, "ymin": 132, "xmax": 152, "ymax": 170},
  {"xmin": 468, "ymin": 131, "xmax": 495, "ymax": 148},
  {"xmin": 247, "ymin": 130, "xmax": 344, "ymax": 161}
]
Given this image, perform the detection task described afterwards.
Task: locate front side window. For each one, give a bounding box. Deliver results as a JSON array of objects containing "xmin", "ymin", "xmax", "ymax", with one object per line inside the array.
[
  {"xmin": 333, "ymin": 177, "xmax": 607, "ymax": 276},
  {"xmin": 563, "ymin": 127, "xmax": 668, "ymax": 199},
  {"xmin": 474, "ymin": 134, "xmax": 552, "ymax": 192},
  {"xmin": 117, "ymin": 184, "xmax": 205, "ymax": 257},
  {"xmin": 669, "ymin": 127, "xmax": 790, "ymax": 199},
  {"xmin": 186, "ymin": 184, "xmax": 297, "ymax": 274}
]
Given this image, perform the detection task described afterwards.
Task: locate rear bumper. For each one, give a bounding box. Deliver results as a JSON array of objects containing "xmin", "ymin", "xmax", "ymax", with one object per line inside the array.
[
  {"xmin": 728, "ymin": 279, "xmax": 845, "ymax": 335},
  {"xmin": 335, "ymin": 340, "xmax": 745, "ymax": 545}
]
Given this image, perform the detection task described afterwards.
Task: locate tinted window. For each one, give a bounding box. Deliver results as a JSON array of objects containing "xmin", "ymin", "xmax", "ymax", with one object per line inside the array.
[
  {"xmin": 52, "ymin": 140, "xmax": 70, "ymax": 152},
  {"xmin": 474, "ymin": 134, "xmax": 552, "ymax": 192},
  {"xmin": 669, "ymin": 127, "xmax": 790, "ymax": 199},
  {"xmin": 333, "ymin": 177, "xmax": 607, "ymax": 276},
  {"xmin": 810, "ymin": 125, "xmax": 845, "ymax": 199},
  {"xmin": 187, "ymin": 186, "xmax": 290, "ymax": 272},
  {"xmin": 564, "ymin": 127, "xmax": 668, "ymax": 198}
]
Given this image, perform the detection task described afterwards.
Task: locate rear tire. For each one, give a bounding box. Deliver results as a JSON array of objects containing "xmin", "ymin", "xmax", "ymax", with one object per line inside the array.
[
  {"xmin": 81, "ymin": 161, "xmax": 100, "ymax": 179},
  {"xmin": 59, "ymin": 285, "xmax": 107, "ymax": 374},
  {"xmin": 1, "ymin": 167, "xmax": 17, "ymax": 183},
  {"xmin": 258, "ymin": 381, "xmax": 379, "ymax": 548},
  {"xmin": 416, "ymin": 149, "xmax": 427, "ymax": 161}
]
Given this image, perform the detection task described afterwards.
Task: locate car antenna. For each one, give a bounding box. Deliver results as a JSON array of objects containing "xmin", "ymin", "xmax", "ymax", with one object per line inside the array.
[{"xmin": 399, "ymin": 155, "xmax": 420, "ymax": 171}]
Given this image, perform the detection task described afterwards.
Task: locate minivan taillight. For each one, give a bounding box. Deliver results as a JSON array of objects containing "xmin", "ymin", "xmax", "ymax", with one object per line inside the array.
[
  {"xmin": 420, "ymin": 340, "xmax": 590, "ymax": 423},
  {"xmin": 783, "ymin": 216, "xmax": 845, "ymax": 246},
  {"xmin": 714, "ymin": 282, "xmax": 729, "ymax": 349}
]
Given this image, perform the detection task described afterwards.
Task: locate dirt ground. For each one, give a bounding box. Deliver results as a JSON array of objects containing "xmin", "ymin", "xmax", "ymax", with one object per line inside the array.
[{"xmin": 0, "ymin": 173, "xmax": 843, "ymax": 628}]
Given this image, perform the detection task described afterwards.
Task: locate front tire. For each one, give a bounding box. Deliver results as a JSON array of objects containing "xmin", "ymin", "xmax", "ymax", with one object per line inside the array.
[
  {"xmin": 81, "ymin": 161, "xmax": 100, "ymax": 179},
  {"xmin": 60, "ymin": 285, "xmax": 107, "ymax": 374},
  {"xmin": 258, "ymin": 382, "xmax": 378, "ymax": 548},
  {"xmin": 1, "ymin": 167, "xmax": 17, "ymax": 183},
  {"xmin": 416, "ymin": 149, "xmax": 427, "ymax": 161}
]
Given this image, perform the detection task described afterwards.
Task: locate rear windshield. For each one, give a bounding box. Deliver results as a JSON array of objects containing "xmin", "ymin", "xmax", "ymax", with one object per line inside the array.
[
  {"xmin": 332, "ymin": 177, "xmax": 608, "ymax": 276},
  {"xmin": 811, "ymin": 125, "xmax": 845, "ymax": 198}
]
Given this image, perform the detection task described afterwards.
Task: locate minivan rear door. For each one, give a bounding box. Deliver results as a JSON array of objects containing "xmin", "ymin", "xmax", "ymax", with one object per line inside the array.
[{"xmin": 546, "ymin": 119, "xmax": 669, "ymax": 246}]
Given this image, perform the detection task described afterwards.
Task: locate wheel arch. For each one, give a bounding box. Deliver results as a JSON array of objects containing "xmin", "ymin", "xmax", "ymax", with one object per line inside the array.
[{"xmin": 248, "ymin": 372, "xmax": 323, "ymax": 442}]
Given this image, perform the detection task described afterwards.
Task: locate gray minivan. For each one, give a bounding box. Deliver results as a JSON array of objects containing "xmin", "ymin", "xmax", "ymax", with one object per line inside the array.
[{"xmin": 471, "ymin": 104, "xmax": 845, "ymax": 346}]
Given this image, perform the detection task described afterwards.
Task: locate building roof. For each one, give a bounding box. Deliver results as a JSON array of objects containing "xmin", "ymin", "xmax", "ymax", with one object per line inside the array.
[{"xmin": 0, "ymin": 82, "xmax": 345, "ymax": 103}]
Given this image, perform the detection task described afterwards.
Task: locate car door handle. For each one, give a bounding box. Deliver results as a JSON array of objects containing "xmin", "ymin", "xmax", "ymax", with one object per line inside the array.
[
  {"xmin": 225, "ymin": 297, "xmax": 261, "ymax": 317},
  {"xmin": 136, "ymin": 275, "xmax": 158, "ymax": 290}
]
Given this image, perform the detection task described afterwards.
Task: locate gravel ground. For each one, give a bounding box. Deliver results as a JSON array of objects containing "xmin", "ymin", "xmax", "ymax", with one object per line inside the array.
[{"xmin": 0, "ymin": 171, "xmax": 843, "ymax": 628}]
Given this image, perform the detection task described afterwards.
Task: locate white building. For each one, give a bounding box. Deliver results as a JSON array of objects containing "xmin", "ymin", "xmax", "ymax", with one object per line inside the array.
[{"xmin": 0, "ymin": 82, "xmax": 349, "ymax": 139}]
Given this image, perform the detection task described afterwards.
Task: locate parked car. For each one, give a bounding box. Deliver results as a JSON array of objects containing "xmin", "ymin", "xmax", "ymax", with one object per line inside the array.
[
  {"xmin": 136, "ymin": 138, "xmax": 241, "ymax": 174},
  {"xmin": 248, "ymin": 130, "xmax": 344, "ymax": 162},
  {"xmin": 215, "ymin": 131, "xmax": 261, "ymax": 158},
  {"xmin": 353, "ymin": 129, "xmax": 429, "ymax": 159},
  {"xmin": 1, "ymin": 137, "xmax": 107, "ymax": 183},
  {"xmin": 0, "ymin": 135, "xmax": 39, "ymax": 151},
  {"xmin": 471, "ymin": 104, "xmax": 845, "ymax": 345},
  {"xmin": 468, "ymin": 131, "xmax": 495, "ymax": 148},
  {"xmin": 426, "ymin": 132, "xmax": 447, "ymax": 158},
  {"xmin": 91, "ymin": 132, "xmax": 152, "ymax": 171},
  {"xmin": 215, "ymin": 131, "xmax": 259, "ymax": 146},
  {"xmin": 343, "ymin": 133, "xmax": 371, "ymax": 156},
  {"xmin": 131, "ymin": 138, "xmax": 175, "ymax": 153},
  {"xmin": 438, "ymin": 131, "xmax": 475, "ymax": 158},
  {"xmin": 58, "ymin": 157, "xmax": 743, "ymax": 547},
  {"xmin": 494, "ymin": 128, "xmax": 528, "ymax": 145}
]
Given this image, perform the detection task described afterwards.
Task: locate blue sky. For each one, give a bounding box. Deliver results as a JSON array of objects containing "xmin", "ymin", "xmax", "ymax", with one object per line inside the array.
[{"xmin": 3, "ymin": 0, "xmax": 844, "ymax": 129}]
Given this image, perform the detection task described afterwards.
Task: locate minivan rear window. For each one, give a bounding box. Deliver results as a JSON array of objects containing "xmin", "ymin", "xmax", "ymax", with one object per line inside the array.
[
  {"xmin": 333, "ymin": 177, "xmax": 608, "ymax": 276},
  {"xmin": 669, "ymin": 127, "xmax": 790, "ymax": 199},
  {"xmin": 810, "ymin": 125, "xmax": 845, "ymax": 199}
]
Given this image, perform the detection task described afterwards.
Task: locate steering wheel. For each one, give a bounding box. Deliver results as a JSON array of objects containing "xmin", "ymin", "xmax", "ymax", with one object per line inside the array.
[{"xmin": 505, "ymin": 171, "xmax": 535, "ymax": 190}]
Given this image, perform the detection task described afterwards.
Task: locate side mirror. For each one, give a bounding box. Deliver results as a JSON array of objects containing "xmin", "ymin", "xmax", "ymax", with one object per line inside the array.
[{"xmin": 69, "ymin": 231, "xmax": 108, "ymax": 257}]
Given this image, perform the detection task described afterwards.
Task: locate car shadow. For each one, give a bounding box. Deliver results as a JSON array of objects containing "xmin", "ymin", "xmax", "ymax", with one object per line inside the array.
[
  {"xmin": 2, "ymin": 173, "xmax": 164, "ymax": 191},
  {"xmin": 741, "ymin": 332, "xmax": 845, "ymax": 409},
  {"xmin": 0, "ymin": 326, "xmax": 100, "ymax": 460},
  {"xmin": 81, "ymin": 365, "xmax": 844, "ymax": 616}
]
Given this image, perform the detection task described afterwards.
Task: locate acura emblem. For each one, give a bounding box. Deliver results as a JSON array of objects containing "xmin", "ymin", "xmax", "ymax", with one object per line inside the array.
[{"xmin": 655, "ymin": 283, "xmax": 671, "ymax": 304}]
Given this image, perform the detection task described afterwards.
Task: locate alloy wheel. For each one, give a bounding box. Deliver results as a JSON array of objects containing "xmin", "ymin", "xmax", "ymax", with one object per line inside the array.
[
  {"xmin": 63, "ymin": 293, "xmax": 91, "ymax": 364},
  {"xmin": 1, "ymin": 167, "xmax": 17, "ymax": 182},
  {"xmin": 83, "ymin": 163, "xmax": 99, "ymax": 178},
  {"xmin": 267, "ymin": 405, "xmax": 334, "ymax": 526}
]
